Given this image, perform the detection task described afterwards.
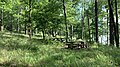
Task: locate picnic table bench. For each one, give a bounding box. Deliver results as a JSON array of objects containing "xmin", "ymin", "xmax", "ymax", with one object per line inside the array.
[
  {"xmin": 51, "ymin": 38, "xmax": 65, "ymax": 42},
  {"xmin": 65, "ymin": 40, "xmax": 88, "ymax": 49}
]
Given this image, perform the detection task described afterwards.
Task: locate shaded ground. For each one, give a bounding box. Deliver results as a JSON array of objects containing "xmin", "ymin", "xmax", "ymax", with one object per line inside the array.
[{"xmin": 0, "ymin": 32, "xmax": 120, "ymax": 67}]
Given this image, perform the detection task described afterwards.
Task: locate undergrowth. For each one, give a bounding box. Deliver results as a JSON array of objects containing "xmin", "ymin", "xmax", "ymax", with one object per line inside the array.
[{"xmin": 0, "ymin": 32, "xmax": 120, "ymax": 67}]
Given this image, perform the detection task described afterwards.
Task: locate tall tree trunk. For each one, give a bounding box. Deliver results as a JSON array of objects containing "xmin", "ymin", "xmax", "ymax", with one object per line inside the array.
[
  {"xmin": 91, "ymin": 19, "xmax": 94, "ymax": 41},
  {"xmin": 108, "ymin": 0, "xmax": 117, "ymax": 46},
  {"xmin": 108, "ymin": 0, "xmax": 114, "ymax": 46},
  {"xmin": 16, "ymin": 17, "xmax": 19, "ymax": 33},
  {"xmin": 19, "ymin": 24, "xmax": 21, "ymax": 33},
  {"xmin": 25, "ymin": 21, "xmax": 27, "ymax": 34},
  {"xmin": 101, "ymin": 35, "xmax": 102, "ymax": 44},
  {"xmin": 95, "ymin": 0, "xmax": 98, "ymax": 43},
  {"xmin": 9, "ymin": 15, "xmax": 13, "ymax": 33},
  {"xmin": 63, "ymin": 0, "xmax": 68, "ymax": 42},
  {"xmin": 87, "ymin": 14, "xmax": 90, "ymax": 42},
  {"xmin": 107, "ymin": 9, "xmax": 109, "ymax": 45},
  {"xmin": 81, "ymin": 15, "xmax": 84, "ymax": 39},
  {"xmin": 115, "ymin": 0, "xmax": 119, "ymax": 48},
  {"xmin": 28, "ymin": 0, "xmax": 32, "ymax": 39},
  {"xmin": 42, "ymin": 30, "xmax": 45, "ymax": 40},
  {"xmin": 70, "ymin": 24, "xmax": 73, "ymax": 40},
  {"xmin": 81, "ymin": 1, "xmax": 85, "ymax": 40},
  {"xmin": 0, "ymin": 6, "xmax": 4, "ymax": 31}
]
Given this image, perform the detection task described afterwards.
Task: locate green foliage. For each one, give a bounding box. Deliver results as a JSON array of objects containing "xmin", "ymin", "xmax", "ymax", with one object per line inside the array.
[{"xmin": 0, "ymin": 0, "xmax": 120, "ymax": 66}]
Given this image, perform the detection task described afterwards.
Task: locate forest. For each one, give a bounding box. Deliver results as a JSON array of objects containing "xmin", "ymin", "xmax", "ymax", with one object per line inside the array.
[{"xmin": 0, "ymin": 0, "xmax": 120, "ymax": 67}]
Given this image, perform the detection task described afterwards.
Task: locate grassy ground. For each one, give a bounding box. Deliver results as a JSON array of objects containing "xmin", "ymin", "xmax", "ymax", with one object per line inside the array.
[{"xmin": 0, "ymin": 32, "xmax": 120, "ymax": 67}]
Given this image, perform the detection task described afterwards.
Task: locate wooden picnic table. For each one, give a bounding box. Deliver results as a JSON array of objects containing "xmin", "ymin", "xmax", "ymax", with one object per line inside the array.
[{"xmin": 65, "ymin": 41, "xmax": 88, "ymax": 49}]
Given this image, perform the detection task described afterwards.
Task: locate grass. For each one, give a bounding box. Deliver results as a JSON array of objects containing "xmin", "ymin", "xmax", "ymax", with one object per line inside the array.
[{"xmin": 0, "ymin": 32, "xmax": 120, "ymax": 67}]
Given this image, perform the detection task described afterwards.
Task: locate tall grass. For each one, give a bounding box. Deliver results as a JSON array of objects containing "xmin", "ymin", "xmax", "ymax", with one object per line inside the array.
[{"xmin": 0, "ymin": 32, "xmax": 120, "ymax": 67}]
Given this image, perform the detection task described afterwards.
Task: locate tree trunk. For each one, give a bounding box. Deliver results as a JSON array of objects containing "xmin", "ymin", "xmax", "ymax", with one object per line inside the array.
[
  {"xmin": 51, "ymin": 29, "xmax": 56, "ymax": 37},
  {"xmin": 91, "ymin": 19, "xmax": 94, "ymax": 41},
  {"xmin": 95, "ymin": 0, "xmax": 98, "ymax": 43},
  {"xmin": 108, "ymin": 0, "xmax": 117, "ymax": 46},
  {"xmin": 63, "ymin": 0, "xmax": 68, "ymax": 42},
  {"xmin": 87, "ymin": 14, "xmax": 90, "ymax": 42},
  {"xmin": 107, "ymin": 9, "xmax": 109, "ymax": 45},
  {"xmin": 101, "ymin": 35, "xmax": 102, "ymax": 44},
  {"xmin": 28, "ymin": 0, "xmax": 32, "ymax": 39},
  {"xmin": 42, "ymin": 30, "xmax": 45, "ymax": 40},
  {"xmin": 81, "ymin": 15, "xmax": 84, "ymax": 39},
  {"xmin": 9, "ymin": 15, "xmax": 13, "ymax": 33},
  {"xmin": 70, "ymin": 24, "xmax": 73, "ymax": 40},
  {"xmin": 16, "ymin": 17, "xmax": 20, "ymax": 33},
  {"xmin": 0, "ymin": 6, "xmax": 4, "ymax": 31},
  {"xmin": 19, "ymin": 24, "xmax": 21, "ymax": 33},
  {"xmin": 115, "ymin": 0, "xmax": 119, "ymax": 48},
  {"xmin": 108, "ymin": 0, "xmax": 114, "ymax": 46},
  {"xmin": 25, "ymin": 21, "xmax": 27, "ymax": 34}
]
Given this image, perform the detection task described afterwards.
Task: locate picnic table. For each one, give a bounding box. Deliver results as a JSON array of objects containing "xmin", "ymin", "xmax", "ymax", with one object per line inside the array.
[
  {"xmin": 51, "ymin": 37, "xmax": 65, "ymax": 42},
  {"xmin": 65, "ymin": 40, "xmax": 88, "ymax": 49}
]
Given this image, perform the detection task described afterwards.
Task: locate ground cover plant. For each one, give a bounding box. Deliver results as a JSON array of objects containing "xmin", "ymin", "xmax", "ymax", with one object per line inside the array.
[{"xmin": 0, "ymin": 32, "xmax": 120, "ymax": 67}]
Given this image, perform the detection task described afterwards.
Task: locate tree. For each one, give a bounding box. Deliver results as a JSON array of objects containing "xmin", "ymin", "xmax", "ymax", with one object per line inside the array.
[
  {"xmin": 0, "ymin": 6, "xmax": 3, "ymax": 31},
  {"xmin": 108, "ymin": 0, "xmax": 118, "ymax": 46},
  {"xmin": 115, "ymin": 0, "xmax": 119, "ymax": 48},
  {"xmin": 63, "ymin": 0, "xmax": 68, "ymax": 42},
  {"xmin": 95, "ymin": 0, "xmax": 98, "ymax": 43},
  {"xmin": 28, "ymin": 0, "xmax": 32, "ymax": 39},
  {"xmin": 0, "ymin": 1, "xmax": 5, "ymax": 31}
]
